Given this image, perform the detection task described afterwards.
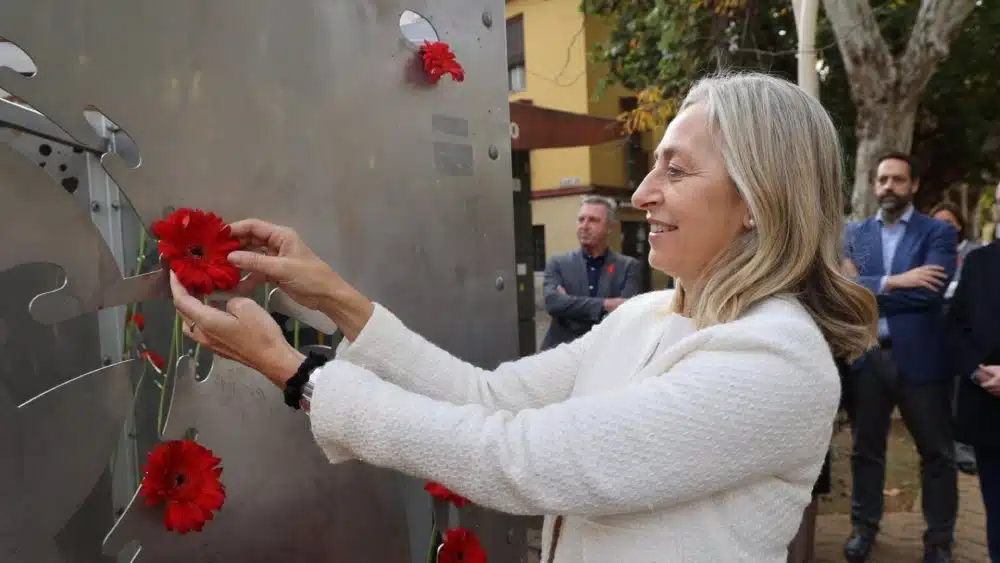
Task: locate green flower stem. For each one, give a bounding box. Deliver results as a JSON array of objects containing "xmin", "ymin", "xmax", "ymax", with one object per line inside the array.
[
  {"xmin": 293, "ymin": 319, "xmax": 301, "ymax": 350},
  {"xmin": 122, "ymin": 229, "xmax": 149, "ymax": 358},
  {"xmin": 425, "ymin": 525, "xmax": 442, "ymax": 563},
  {"xmin": 129, "ymin": 366, "xmax": 148, "ymax": 484},
  {"xmin": 155, "ymin": 313, "xmax": 182, "ymax": 435}
]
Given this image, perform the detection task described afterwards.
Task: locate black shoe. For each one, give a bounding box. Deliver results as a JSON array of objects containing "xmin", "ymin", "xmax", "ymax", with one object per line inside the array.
[
  {"xmin": 922, "ymin": 544, "xmax": 952, "ymax": 563},
  {"xmin": 956, "ymin": 442, "xmax": 978, "ymax": 475},
  {"xmin": 843, "ymin": 528, "xmax": 875, "ymax": 562},
  {"xmin": 957, "ymin": 459, "xmax": 978, "ymax": 476}
]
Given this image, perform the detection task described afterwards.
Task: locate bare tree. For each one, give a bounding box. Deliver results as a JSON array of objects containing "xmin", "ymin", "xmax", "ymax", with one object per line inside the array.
[{"xmin": 822, "ymin": 0, "xmax": 977, "ymax": 218}]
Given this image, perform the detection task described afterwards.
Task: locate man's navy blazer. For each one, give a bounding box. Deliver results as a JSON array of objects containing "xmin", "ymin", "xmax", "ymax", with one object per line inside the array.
[{"xmin": 845, "ymin": 211, "xmax": 957, "ymax": 384}]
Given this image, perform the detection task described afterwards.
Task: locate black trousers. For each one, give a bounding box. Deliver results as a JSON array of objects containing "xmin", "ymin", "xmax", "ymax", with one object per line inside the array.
[
  {"xmin": 849, "ymin": 347, "xmax": 958, "ymax": 546},
  {"xmin": 976, "ymin": 447, "xmax": 1000, "ymax": 561}
]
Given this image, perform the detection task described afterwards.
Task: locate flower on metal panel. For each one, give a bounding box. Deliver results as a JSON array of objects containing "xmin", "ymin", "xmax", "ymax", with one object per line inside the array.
[
  {"xmin": 151, "ymin": 208, "xmax": 242, "ymax": 295},
  {"xmin": 420, "ymin": 40, "xmax": 465, "ymax": 84},
  {"xmin": 139, "ymin": 439, "xmax": 226, "ymax": 534}
]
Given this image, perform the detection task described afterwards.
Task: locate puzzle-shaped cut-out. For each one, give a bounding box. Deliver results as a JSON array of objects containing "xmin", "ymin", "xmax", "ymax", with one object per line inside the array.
[
  {"xmin": 0, "ymin": 68, "xmax": 104, "ymax": 154},
  {"xmin": 266, "ymin": 287, "xmax": 341, "ymax": 336},
  {"xmin": 0, "ymin": 0, "xmax": 517, "ymax": 559},
  {"xmin": 0, "ymin": 143, "xmax": 169, "ymax": 324},
  {"xmin": 0, "ymin": 359, "xmax": 140, "ymax": 562},
  {"xmin": 102, "ymin": 356, "xmax": 410, "ymax": 563}
]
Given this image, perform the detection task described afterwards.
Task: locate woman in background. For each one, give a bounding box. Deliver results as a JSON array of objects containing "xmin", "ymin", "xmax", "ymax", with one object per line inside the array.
[{"xmin": 930, "ymin": 200, "xmax": 980, "ymax": 476}]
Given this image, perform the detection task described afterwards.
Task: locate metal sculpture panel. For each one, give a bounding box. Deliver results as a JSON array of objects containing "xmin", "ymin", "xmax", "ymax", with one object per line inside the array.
[{"xmin": 0, "ymin": 0, "xmax": 521, "ymax": 561}]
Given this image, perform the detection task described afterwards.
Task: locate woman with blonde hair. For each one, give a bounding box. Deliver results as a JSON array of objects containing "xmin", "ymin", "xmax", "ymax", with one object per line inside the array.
[{"xmin": 171, "ymin": 72, "xmax": 878, "ymax": 562}]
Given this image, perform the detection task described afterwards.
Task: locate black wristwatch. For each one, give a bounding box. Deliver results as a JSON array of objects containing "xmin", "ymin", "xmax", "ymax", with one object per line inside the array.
[{"xmin": 284, "ymin": 352, "xmax": 328, "ymax": 412}]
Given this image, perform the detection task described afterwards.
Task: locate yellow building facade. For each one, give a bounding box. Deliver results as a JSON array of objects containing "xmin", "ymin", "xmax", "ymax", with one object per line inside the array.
[{"xmin": 505, "ymin": 0, "xmax": 668, "ymax": 289}]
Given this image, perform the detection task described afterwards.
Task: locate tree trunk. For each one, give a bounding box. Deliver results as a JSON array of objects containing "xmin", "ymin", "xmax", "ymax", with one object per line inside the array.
[
  {"xmin": 850, "ymin": 99, "xmax": 918, "ymax": 219},
  {"xmin": 822, "ymin": 0, "xmax": 978, "ymax": 219}
]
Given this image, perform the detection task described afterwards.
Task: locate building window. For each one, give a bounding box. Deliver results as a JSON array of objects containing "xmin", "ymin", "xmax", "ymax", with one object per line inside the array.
[
  {"xmin": 532, "ymin": 225, "xmax": 546, "ymax": 271},
  {"xmin": 619, "ymin": 97, "xmax": 650, "ymax": 189},
  {"xmin": 507, "ymin": 15, "xmax": 526, "ymax": 93},
  {"xmin": 509, "ymin": 65, "xmax": 526, "ymax": 93}
]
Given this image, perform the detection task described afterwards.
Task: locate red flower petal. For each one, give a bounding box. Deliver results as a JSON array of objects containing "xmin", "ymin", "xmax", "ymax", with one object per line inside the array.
[
  {"xmin": 140, "ymin": 350, "xmax": 166, "ymax": 370},
  {"xmin": 438, "ymin": 528, "xmax": 487, "ymax": 563},
  {"xmin": 127, "ymin": 311, "xmax": 146, "ymax": 331},
  {"xmin": 151, "ymin": 208, "xmax": 243, "ymax": 295},
  {"xmin": 139, "ymin": 440, "xmax": 226, "ymax": 534},
  {"xmin": 419, "ymin": 41, "xmax": 465, "ymax": 84},
  {"xmin": 424, "ymin": 481, "xmax": 470, "ymax": 508}
]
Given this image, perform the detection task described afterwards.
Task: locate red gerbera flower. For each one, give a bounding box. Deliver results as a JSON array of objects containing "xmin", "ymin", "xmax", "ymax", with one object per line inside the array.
[
  {"xmin": 606, "ymin": 264, "xmax": 616, "ymax": 275},
  {"xmin": 127, "ymin": 311, "xmax": 145, "ymax": 331},
  {"xmin": 438, "ymin": 528, "xmax": 487, "ymax": 563},
  {"xmin": 424, "ymin": 481, "xmax": 470, "ymax": 508},
  {"xmin": 139, "ymin": 440, "xmax": 226, "ymax": 534},
  {"xmin": 420, "ymin": 40, "xmax": 465, "ymax": 84},
  {"xmin": 140, "ymin": 349, "xmax": 165, "ymax": 371},
  {"xmin": 151, "ymin": 208, "xmax": 243, "ymax": 295}
]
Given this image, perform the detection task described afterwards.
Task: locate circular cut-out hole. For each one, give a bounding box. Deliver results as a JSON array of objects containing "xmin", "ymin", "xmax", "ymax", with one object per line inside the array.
[
  {"xmin": 58, "ymin": 164, "xmax": 67, "ymax": 172},
  {"xmin": 399, "ymin": 10, "xmax": 439, "ymax": 47},
  {"xmin": 0, "ymin": 39, "xmax": 38, "ymax": 77},
  {"xmin": 38, "ymin": 143, "xmax": 52, "ymax": 156}
]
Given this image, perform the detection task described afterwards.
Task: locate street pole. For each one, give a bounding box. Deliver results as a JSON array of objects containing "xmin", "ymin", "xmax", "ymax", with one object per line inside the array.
[{"xmin": 791, "ymin": 0, "xmax": 819, "ymax": 99}]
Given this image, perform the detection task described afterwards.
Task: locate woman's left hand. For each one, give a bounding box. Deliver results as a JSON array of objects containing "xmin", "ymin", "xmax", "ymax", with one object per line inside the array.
[{"xmin": 170, "ymin": 272, "xmax": 305, "ymax": 388}]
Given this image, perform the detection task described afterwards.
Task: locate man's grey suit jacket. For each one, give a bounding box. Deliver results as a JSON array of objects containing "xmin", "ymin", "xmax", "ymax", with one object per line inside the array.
[{"xmin": 540, "ymin": 249, "xmax": 642, "ymax": 350}]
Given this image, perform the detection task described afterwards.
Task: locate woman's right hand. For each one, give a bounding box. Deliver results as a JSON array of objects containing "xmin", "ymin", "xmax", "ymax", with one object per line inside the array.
[
  {"xmin": 227, "ymin": 219, "xmax": 346, "ymax": 311},
  {"xmin": 226, "ymin": 219, "xmax": 375, "ymax": 341}
]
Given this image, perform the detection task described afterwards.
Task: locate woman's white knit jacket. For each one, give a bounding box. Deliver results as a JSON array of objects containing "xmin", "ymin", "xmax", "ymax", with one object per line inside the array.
[{"xmin": 307, "ymin": 290, "xmax": 840, "ymax": 562}]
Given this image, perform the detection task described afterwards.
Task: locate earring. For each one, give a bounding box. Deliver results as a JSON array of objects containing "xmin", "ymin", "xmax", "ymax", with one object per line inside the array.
[{"xmin": 748, "ymin": 218, "xmax": 756, "ymax": 229}]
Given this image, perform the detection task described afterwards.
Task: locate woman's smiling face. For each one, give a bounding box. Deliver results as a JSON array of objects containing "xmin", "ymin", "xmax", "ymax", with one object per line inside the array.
[{"xmin": 631, "ymin": 104, "xmax": 750, "ymax": 285}]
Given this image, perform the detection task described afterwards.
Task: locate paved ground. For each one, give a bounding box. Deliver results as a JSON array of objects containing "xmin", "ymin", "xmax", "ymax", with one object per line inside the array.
[{"xmin": 813, "ymin": 473, "xmax": 988, "ymax": 562}]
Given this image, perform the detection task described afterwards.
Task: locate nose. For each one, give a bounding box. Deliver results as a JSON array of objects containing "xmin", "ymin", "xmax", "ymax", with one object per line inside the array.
[{"xmin": 631, "ymin": 172, "xmax": 661, "ymax": 210}]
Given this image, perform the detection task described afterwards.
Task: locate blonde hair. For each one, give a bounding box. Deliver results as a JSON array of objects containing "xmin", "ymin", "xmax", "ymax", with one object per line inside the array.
[{"xmin": 672, "ymin": 72, "xmax": 877, "ymax": 362}]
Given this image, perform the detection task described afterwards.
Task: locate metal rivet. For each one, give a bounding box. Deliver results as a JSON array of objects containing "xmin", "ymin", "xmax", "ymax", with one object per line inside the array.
[
  {"xmin": 488, "ymin": 145, "xmax": 499, "ymax": 160},
  {"xmin": 90, "ymin": 201, "xmax": 101, "ymax": 212},
  {"xmin": 110, "ymin": 202, "xmax": 121, "ymax": 211},
  {"xmin": 495, "ymin": 276, "xmax": 505, "ymax": 291},
  {"xmin": 482, "ymin": 11, "xmax": 493, "ymax": 28},
  {"xmin": 102, "ymin": 355, "xmax": 112, "ymax": 366}
]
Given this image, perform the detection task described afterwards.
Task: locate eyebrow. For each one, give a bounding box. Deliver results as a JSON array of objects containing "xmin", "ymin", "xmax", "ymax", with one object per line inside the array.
[{"xmin": 654, "ymin": 147, "xmax": 674, "ymax": 162}]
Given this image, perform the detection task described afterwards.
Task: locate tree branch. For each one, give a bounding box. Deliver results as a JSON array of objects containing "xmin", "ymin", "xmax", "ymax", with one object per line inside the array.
[
  {"xmin": 898, "ymin": 0, "xmax": 978, "ymax": 97},
  {"xmin": 820, "ymin": 0, "xmax": 894, "ymax": 106}
]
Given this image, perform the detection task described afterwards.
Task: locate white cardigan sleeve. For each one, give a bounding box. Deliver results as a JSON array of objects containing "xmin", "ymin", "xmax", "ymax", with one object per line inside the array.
[
  {"xmin": 308, "ymin": 327, "xmax": 840, "ymax": 517},
  {"xmin": 334, "ymin": 303, "xmax": 603, "ymax": 411}
]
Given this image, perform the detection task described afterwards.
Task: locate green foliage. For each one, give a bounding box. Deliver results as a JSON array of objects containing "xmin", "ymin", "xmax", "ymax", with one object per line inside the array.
[
  {"xmin": 583, "ymin": 0, "xmax": 1000, "ymax": 206},
  {"xmin": 581, "ymin": 0, "xmax": 799, "ymax": 125},
  {"xmin": 913, "ymin": 3, "xmax": 1000, "ymax": 197}
]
